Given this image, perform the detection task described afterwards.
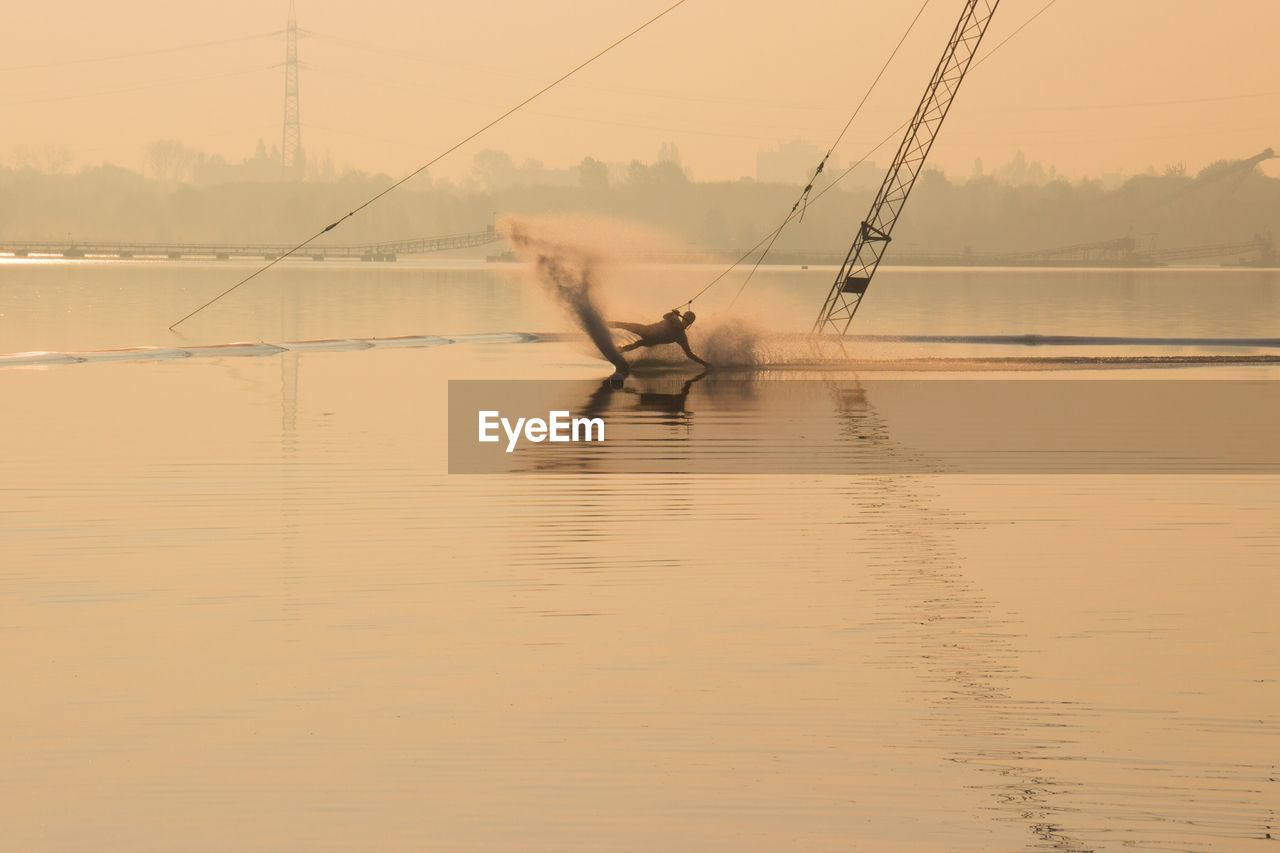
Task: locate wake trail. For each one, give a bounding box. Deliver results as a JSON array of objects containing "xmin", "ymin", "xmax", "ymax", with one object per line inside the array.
[
  {"xmin": 0, "ymin": 332, "xmax": 540, "ymax": 368},
  {"xmin": 6, "ymin": 330, "xmax": 1280, "ymax": 371},
  {"xmin": 840, "ymin": 333, "xmax": 1280, "ymax": 348}
]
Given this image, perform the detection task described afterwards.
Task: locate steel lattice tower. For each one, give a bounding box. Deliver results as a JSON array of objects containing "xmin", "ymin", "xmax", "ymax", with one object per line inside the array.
[
  {"xmin": 281, "ymin": 0, "xmax": 302, "ymax": 176},
  {"xmin": 815, "ymin": 0, "xmax": 1000, "ymax": 335}
]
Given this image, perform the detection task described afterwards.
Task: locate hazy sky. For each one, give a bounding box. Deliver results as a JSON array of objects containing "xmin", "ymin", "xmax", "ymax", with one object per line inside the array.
[{"xmin": 5, "ymin": 0, "xmax": 1279, "ymax": 181}]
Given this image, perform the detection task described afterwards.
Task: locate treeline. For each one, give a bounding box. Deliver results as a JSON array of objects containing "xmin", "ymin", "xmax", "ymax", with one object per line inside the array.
[{"xmin": 1, "ymin": 153, "xmax": 1276, "ymax": 255}]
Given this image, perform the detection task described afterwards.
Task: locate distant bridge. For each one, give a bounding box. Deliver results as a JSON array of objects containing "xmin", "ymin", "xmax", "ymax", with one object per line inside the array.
[
  {"xmin": 768, "ymin": 234, "xmax": 1277, "ymax": 268},
  {"xmin": 482, "ymin": 235, "xmax": 1280, "ymax": 268},
  {"xmin": 0, "ymin": 226, "xmax": 502, "ymax": 262},
  {"xmin": 954, "ymin": 234, "xmax": 1277, "ymax": 267}
]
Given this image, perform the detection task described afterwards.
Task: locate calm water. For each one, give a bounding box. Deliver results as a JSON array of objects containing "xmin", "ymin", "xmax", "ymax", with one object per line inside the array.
[{"xmin": 2, "ymin": 259, "xmax": 1278, "ymax": 851}]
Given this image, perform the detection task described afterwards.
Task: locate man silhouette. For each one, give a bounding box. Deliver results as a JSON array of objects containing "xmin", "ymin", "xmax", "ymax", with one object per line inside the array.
[{"xmin": 610, "ymin": 309, "xmax": 710, "ymax": 368}]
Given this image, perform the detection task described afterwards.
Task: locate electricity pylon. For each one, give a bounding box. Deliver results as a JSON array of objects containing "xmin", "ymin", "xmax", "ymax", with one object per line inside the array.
[{"xmin": 281, "ymin": 0, "xmax": 303, "ymax": 177}]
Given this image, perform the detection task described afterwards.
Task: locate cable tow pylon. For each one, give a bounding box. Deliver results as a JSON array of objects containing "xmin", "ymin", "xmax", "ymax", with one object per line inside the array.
[{"xmin": 814, "ymin": 0, "xmax": 1000, "ymax": 335}]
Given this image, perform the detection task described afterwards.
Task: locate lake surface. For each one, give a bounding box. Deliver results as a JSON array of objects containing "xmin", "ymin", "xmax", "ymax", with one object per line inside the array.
[{"xmin": 2, "ymin": 259, "xmax": 1278, "ymax": 851}]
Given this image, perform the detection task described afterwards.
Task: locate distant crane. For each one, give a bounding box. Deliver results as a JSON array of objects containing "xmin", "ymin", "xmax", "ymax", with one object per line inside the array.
[
  {"xmin": 1143, "ymin": 147, "xmax": 1276, "ymax": 210},
  {"xmin": 815, "ymin": 0, "xmax": 1000, "ymax": 335},
  {"xmin": 1218, "ymin": 147, "xmax": 1275, "ymax": 175}
]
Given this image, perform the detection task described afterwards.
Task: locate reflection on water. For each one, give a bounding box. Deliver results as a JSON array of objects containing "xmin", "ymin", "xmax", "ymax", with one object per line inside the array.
[
  {"xmin": 2, "ymin": 261, "xmax": 1278, "ymax": 850},
  {"xmin": 856, "ymin": 484, "xmax": 1082, "ymax": 850},
  {"xmin": 827, "ymin": 383, "xmax": 1084, "ymax": 849},
  {"xmin": 583, "ymin": 371, "xmax": 705, "ymax": 421}
]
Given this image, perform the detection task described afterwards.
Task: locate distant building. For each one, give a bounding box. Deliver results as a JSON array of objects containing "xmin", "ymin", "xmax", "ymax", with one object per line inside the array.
[{"xmin": 756, "ymin": 141, "xmax": 839, "ymax": 185}]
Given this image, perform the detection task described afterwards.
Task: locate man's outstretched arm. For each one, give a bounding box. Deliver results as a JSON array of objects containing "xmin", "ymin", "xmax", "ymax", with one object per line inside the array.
[{"xmin": 678, "ymin": 339, "xmax": 710, "ymax": 367}]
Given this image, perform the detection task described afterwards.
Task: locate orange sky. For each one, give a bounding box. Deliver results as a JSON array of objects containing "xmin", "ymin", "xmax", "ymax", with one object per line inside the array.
[{"xmin": 3, "ymin": 0, "xmax": 1278, "ymax": 181}]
